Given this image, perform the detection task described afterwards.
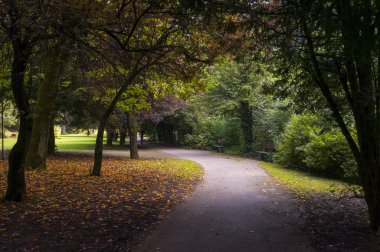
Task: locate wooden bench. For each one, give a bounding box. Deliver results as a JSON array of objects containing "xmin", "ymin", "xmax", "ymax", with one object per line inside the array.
[{"xmin": 213, "ymin": 145, "xmax": 225, "ymax": 153}]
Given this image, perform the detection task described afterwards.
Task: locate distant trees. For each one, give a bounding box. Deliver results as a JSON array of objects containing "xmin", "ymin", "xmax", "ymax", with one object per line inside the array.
[{"xmin": 202, "ymin": 59, "xmax": 270, "ymax": 153}]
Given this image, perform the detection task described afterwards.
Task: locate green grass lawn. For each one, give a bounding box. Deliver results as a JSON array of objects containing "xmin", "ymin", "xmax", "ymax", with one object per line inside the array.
[
  {"xmin": 55, "ymin": 134, "xmax": 99, "ymax": 150},
  {"xmin": 259, "ymin": 161, "xmax": 363, "ymax": 197},
  {"xmin": 0, "ymin": 134, "xmax": 115, "ymax": 151},
  {"xmin": 0, "ymin": 137, "xmax": 16, "ymax": 150}
]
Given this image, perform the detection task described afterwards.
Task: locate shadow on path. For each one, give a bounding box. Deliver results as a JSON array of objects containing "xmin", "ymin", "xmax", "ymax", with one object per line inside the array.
[{"xmin": 135, "ymin": 147, "xmax": 313, "ymax": 252}]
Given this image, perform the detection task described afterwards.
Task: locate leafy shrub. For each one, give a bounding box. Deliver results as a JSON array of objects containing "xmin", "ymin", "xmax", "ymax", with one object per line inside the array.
[
  {"xmin": 276, "ymin": 114, "xmax": 358, "ymax": 182},
  {"xmin": 275, "ymin": 114, "xmax": 319, "ymax": 168},
  {"xmin": 183, "ymin": 134, "xmax": 210, "ymax": 149},
  {"xmin": 183, "ymin": 117, "xmax": 243, "ymax": 151}
]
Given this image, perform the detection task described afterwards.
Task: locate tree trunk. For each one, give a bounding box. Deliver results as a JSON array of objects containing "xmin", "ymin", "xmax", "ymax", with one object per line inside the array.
[
  {"xmin": 92, "ymin": 114, "xmax": 107, "ymax": 176},
  {"xmin": 120, "ymin": 130, "xmax": 126, "ymax": 145},
  {"xmin": 114, "ymin": 131, "xmax": 119, "ymax": 142},
  {"xmin": 239, "ymin": 101, "xmax": 253, "ymax": 154},
  {"xmin": 127, "ymin": 112, "xmax": 139, "ymax": 159},
  {"xmin": 91, "ymin": 68, "xmax": 141, "ymax": 176},
  {"xmin": 106, "ymin": 128, "xmax": 114, "ymax": 145},
  {"xmin": 153, "ymin": 127, "xmax": 157, "ymax": 142},
  {"xmin": 1, "ymin": 98, "xmax": 4, "ymax": 161},
  {"xmin": 47, "ymin": 121, "xmax": 55, "ymax": 156},
  {"xmin": 25, "ymin": 40, "xmax": 70, "ymax": 169},
  {"xmin": 140, "ymin": 131, "xmax": 144, "ymax": 144},
  {"xmin": 299, "ymin": 6, "xmax": 380, "ymax": 231},
  {"xmin": 6, "ymin": 43, "xmax": 31, "ymax": 201},
  {"xmin": 61, "ymin": 125, "xmax": 66, "ymax": 135}
]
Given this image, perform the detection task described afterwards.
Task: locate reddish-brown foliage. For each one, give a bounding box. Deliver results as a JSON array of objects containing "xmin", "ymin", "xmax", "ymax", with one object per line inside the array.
[{"xmin": 0, "ymin": 155, "xmax": 202, "ymax": 251}]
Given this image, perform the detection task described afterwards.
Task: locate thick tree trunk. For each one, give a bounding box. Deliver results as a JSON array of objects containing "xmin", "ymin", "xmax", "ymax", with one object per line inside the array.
[
  {"xmin": 300, "ymin": 6, "xmax": 380, "ymax": 231},
  {"xmin": 239, "ymin": 101, "xmax": 253, "ymax": 154},
  {"xmin": 47, "ymin": 121, "xmax": 55, "ymax": 156},
  {"xmin": 127, "ymin": 112, "xmax": 139, "ymax": 159},
  {"xmin": 6, "ymin": 44, "xmax": 31, "ymax": 201},
  {"xmin": 25, "ymin": 40, "xmax": 70, "ymax": 169}
]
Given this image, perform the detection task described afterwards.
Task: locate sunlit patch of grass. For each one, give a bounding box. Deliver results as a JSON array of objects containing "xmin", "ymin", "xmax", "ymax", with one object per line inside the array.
[
  {"xmin": 160, "ymin": 159, "xmax": 204, "ymax": 181},
  {"xmin": 55, "ymin": 134, "xmax": 98, "ymax": 150},
  {"xmin": 0, "ymin": 134, "xmax": 130, "ymax": 151},
  {"xmin": 259, "ymin": 161, "xmax": 363, "ymax": 198},
  {"xmin": 0, "ymin": 137, "xmax": 17, "ymax": 150}
]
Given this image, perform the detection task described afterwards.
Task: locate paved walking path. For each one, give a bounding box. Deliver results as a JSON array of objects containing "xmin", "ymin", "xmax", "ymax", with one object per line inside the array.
[{"xmin": 136, "ymin": 148, "xmax": 314, "ymax": 252}]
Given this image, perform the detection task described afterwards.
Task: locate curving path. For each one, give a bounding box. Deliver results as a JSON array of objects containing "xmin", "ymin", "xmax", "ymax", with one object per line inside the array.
[{"xmin": 136, "ymin": 148, "xmax": 314, "ymax": 252}]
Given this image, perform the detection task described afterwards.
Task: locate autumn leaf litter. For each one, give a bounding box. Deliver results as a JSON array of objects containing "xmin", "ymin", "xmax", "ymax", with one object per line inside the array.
[{"xmin": 0, "ymin": 154, "xmax": 203, "ymax": 251}]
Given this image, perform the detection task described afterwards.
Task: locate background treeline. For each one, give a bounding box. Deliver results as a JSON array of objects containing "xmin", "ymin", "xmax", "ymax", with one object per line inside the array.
[{"xmin": 145, "ymin": 58, "xmax": 358, "ymax": 183}]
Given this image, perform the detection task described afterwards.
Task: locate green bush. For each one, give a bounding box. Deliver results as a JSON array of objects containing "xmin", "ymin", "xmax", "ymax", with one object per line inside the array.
[
  {"xmin": 183, "ymin": 117, "xmax": 243, "ymax": 151},
  {"xmin": 275, "ymin": 114, "xmax": 319, "ymax": 168},
  {"xmin": 276, "ymin": 114, "xmax": 358, "ymax": 181},
  {"xmin": 303, "ymin": 129, "xmax": 357, "ymax": 181}
]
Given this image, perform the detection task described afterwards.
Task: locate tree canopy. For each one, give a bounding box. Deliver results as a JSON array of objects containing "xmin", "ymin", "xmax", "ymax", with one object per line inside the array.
[{"xmin": 1, "ymin": 0, "xmax": 380, "ymax": 233}]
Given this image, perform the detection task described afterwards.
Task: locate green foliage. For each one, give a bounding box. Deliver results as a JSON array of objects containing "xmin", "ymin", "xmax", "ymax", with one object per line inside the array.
[
  {"xmin": 203, "ymin": 58, "xmax": 268, "ymax": 116},
  {"xmin": 276, "ymin": 114, "xmax": 357, "ymax": 181},
  {"xmin": 116, "ymin": 85, "xmax": 150, "ymax": 112},
  {"xmin": 183, "ymin": 117, "xmax": 242, "ymax": 151},
  {"xmin": 1, "ymin": 102, "xmax": 18, "ymax": 130},
  {"xmin": 182, "ymin": 58, "xmax": 275, "ymax": 153},
  {"xmin": 303, "ymin": 129, "xmax": 357, "ymax": 181},
  {"xmin": 252, "ymin": 101, "xmax": 292, "ymax": 150}
]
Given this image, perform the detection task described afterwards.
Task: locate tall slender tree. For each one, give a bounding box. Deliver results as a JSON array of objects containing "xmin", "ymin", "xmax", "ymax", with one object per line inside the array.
[{"xmin": 246, "ymin": 0, "xmax": 380, "ymax": 231}]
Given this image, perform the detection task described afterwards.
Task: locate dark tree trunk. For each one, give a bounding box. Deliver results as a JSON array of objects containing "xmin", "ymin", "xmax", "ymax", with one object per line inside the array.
[
  {"xmin": 6, "ymin": 43, "xmax": 31, "ymax": 201},
  {"xmin": 153, "ymin": 127, "xmax": 157, "ymax": 142},
  {"xmin": 106, "ymin": 128, "xmax": 114, "ymax": 146},
  {"xmin": 91, "ymin": 69, "xmax": 141, "ymax": 176},
  {"xmin": 92, "ymin": 114, "xmax": 108, "ymax": 176},
  {"xmin": 1, "ymin": 98, "xmax": 4, "ymax": 161},
  {"xmin": 120, "ymin": 130, "xmax": 126, "ymax": 145},
  {"xmin": 140, "ymin": 131, "xmax": 144, "ymax": 144},
  {"xmin": 114, "ymin": 131, "xmax": 119, "ymax": 142},
  {"xmin": 299, "ymin": 6, "xmax": 380, "ymax": 231},
  {"xmin": 239, "ymin": 101, "xmax": 254, "ymax": 154},
  {"xmin": 25, "ymin": 39, "xmax": 70, "ymax": 169},
  {"xmin": 127, "ymin": 112, "xmax": 139, "ymax": 159},
  {"xmin": 47, "ymin": 120, "xmax": 55, "ymax": 156}
]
